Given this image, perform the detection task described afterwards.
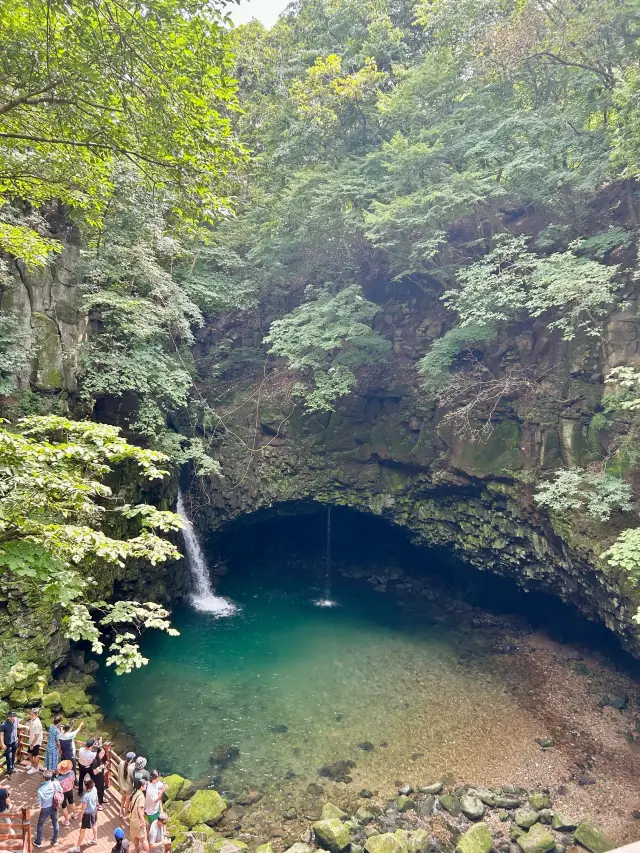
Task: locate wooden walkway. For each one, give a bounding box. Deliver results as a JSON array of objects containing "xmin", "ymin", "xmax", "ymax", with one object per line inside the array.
[{"xmin": 1, "ymin": 762, "xmax": 124, "ymax": 853}]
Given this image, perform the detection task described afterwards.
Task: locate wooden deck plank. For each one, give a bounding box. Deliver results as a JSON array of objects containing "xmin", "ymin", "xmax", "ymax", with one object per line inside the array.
[{"xmin": 1, "ymin": 762, "xmax": 124, "ymax": 853}]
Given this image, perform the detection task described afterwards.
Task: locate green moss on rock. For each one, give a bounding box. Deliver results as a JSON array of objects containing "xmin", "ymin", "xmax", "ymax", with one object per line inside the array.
[
  {"xmin": 313, "ymin": 818, "xmax": 352, "ymax": 852},
  {"xmin": 176, "ymin": 789, "xmax": 227, "ymax": 828},
  {"xmin": 574, "ymin": 823, "xmax": 614, "ymax": 853},
  {"xmin": 455, "ymin": 824, "xmax": 492, "ymax": 853},
  {"xmin": 365, "ymin": 833, "xmax": 409, "ymax": 853}
]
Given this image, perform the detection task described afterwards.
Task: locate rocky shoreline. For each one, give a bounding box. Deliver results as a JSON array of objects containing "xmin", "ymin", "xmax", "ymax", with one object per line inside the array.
[{"xmin": 165, "ymin": 778, "xmax": 618, "ymax": 853}]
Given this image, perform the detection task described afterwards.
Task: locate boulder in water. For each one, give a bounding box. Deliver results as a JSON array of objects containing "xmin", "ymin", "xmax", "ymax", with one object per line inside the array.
[
  {"xmin": 207, "ymin": 841, "xmax": 248, "ymax": 853},
  {"xmin": 529, "ymin": 794, "xmax": 551, "ymax": 811},
  {"xmin": 284, "ymin": 845, "xmax": 313, "ymax": 853},
  {"xmin": 461, "ymin": 796, "xmax": 485, "ymax": 820},
  {"xmin": 322, "ymin": 804, "xmax": 348, "ymax": 821},
  {"xmin": 516, "ymin": 824, "xmax": 555, "ymax": 853},
  {"xmin": 256, "ymin": 845, "xmax": 275, "ymax": 853},
  {"xmin": 418, "ymin": 783, "xmax": 443, "ymax": 795},
  {"xmin": 574, "ymin": 823, "xmax": 614, "ymax": 853},
  {"xmin": 317, "ymin": 760, "xmax": 356, "ymax": 782},
  {"xmin": 398, "ymin": 785, "xmax": 414, "ymax": 795},
  {"xmin": 164, "ymin": 774, "xmax": 193, "ymax": 802},
  {"xmin": 455, "ymin": 824, "xmax": 492, "ymax": 853},
  {"xmin": 551, "ymin": 815, "xmax": 577, "ymax": 832},
  {"xmin": 209, "ymin": 745, "xmax": 240, "ymax": 769},
  {"xmin": 396, "ymin": 796, "xmax": 416, "ymax": 813},
  {"xmin": 409, "ymin": 830, "xmax": 430, "ymax": 853},
  {"xmin": 365, "ymin": 832, "xmax": 409, "ymax": 853},
  {"xmin": 439, "ymin": 795, "xmax": 462, "ymax": 816},
  {"xmin": 269, "ymin": 724, "xmax": 289, "ymax": 733},
  {"xmin": 235, "ymin": 789, "xmax": 263, "ymax": 806},
  {"xmin": 359, "ymin": 742, "xmax": 375, "ymax": 752},
  {"xmin": 313, "ymin": 819, "xmax": 352, "ymax": 852},
  {"xmin": 356, "ymin": 806, "xmax": 382, "ymax": 825},
  {"xmin": 515, "ymin": 809, "xmax": 540, "ymax": 829},
  {"xmin": 360, "ymin": 789, "xmax": 374, "ymax": 799}
]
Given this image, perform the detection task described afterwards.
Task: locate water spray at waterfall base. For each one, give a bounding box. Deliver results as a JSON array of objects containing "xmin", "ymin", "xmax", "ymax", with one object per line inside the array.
[
  {"xmin": 314, "ymin": 504, "xmax": 337, "ymax": 608},
  {"xmin": 177, "ymin": 491, "xmax": 239, "ymax": 617}
]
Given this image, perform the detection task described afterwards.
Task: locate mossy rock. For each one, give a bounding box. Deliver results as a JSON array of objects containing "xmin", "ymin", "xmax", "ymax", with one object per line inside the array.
[
  {"xmin": 396, "ymin": 795, "xmax": 416, "ymax": 813},
  {"xmin": 59, "ymin": 686, "xmax": 91, "ymax": 716},
  {"xmin": 41, "ymin": 691, "xmax": 62, "ymax": 709},
  {"xmin": 0, "ymin": 700, "xmax": 8, "ymax": 718},
  {"xmin": 409, "ymin": 830, "xmax": 430, "ymax": 853},
  {"xmin": 515, "ymin": 809, "xmax": 540, "ymax": 828},
  {"xmin": 191, "ymin": 825, "xmax": 219, "ymax": 837},
  {"xmin": 256, "ymin": 845, "xmax": 275, "ymax": 853},
  {"xmin": 164, "ymin": 774, "xmax": 193, "ymax": 802},
  {"xmin": 177, "ymin": 789, "xmax": 228, "ymax": 828},
  {"xmin": 461, "ymin": 795, "xmax": 485, "ymax": 820},
  {"xmin": 356, "ymin": 806, "xmax": 382, "ymax": 824},
  {"xmin": 517, "ymin": 823, "xmax": 555, "ymax": 853},
  {"xmin": 206, "ymin": 839, "xmax": 248, "ymax": 853},
  {"xmin": 551, "ymin": 815, "xmax": 577, "ymax": 832},
  {"xmin": 321, "ymin": 803, "xmax": 348, "ymax": 820},
  {"xmin": 529, "ymin": 794, "xmax": 551, "ymax": 811},
  {"xmin": 365, "ymin": 832, "xmax": 409, "ymax": 853},
  {"xmin": 456, "ymin": 825, "xmax": 492, "ymax": 853},
  {"xmin": 0, "ymin": 661, "xmax": 41, "ymax": 696},
  {"xmin": 167, "ymin": 816, "xmax": 190, "ymax": 848},
  {"xmin": 284, "ymin": 845, "xmax": 313, "ymax": 853},
  {"xmin": 439, "ymin": 795, "xmax": 462, "ymax": 816},
  {"xmin": 574, "ymin": 824, "xmax": 613, "ymax": 853},
  {"xmin": 31, "ymin": 312, "xmax": 64, "ymax": 392},
  {"xmin": 313, "ymin": 818, "xmax": 352, "ymax": 852}
]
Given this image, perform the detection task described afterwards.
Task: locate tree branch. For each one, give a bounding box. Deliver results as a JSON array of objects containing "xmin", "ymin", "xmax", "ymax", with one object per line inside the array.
[{"xmin": 527, "ymin": 51, "xmax": 615, "ymax": 87}]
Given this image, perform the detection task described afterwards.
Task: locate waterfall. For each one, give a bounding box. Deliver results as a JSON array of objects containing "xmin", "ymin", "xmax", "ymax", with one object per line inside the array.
[
  {"xmin": 314, "ymin": 504, "xmax": 337, "ymax": 607},
  {"xmin": 177, "ymin": 490, "xmax": 238, "ymax": 616}
]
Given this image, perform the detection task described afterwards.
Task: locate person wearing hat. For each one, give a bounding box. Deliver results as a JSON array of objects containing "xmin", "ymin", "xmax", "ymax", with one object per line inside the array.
[
  {"xmin": 117, "ymin": 752, "xmax": 136, "ymax": 819},
  {"xmin": 112, "ymin": 826, "xmax": 131, "ymax": 853},
  {"xmin": 0, "ymin": 710, "xmax": 20, "ymax": 776},
  {"xmin": 24, "ymin": 708, "xmax": 43, "ymax": 774},
  {"xmin": 57, "ymin": 759, "xmax": 77, "ymax": 824}
]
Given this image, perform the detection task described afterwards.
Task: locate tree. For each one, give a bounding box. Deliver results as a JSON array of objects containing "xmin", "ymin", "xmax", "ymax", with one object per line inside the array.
[
  {"xmin": 0, "ymin": 415, "xmax": 182, "ymax": 673},
  {"xmin": 0, "ymin": 0, "xmax": 244, "ymax": 263}
]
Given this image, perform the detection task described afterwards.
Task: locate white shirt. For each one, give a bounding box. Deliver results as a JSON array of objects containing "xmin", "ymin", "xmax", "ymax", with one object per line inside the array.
[
  {"xmin": 77, "ymin": 746, "xmax": 95, "ymax": 768},
  {"xmin": 144, "ymin": 781, "xmax": 163, "ymax": 815},
  {"xmin": 149, "ymin": 820, "xmax": 165, "ymax": 846},
  {"xmin": 28, "ymin": 717, "xmax": 43, "ymax": 746}
]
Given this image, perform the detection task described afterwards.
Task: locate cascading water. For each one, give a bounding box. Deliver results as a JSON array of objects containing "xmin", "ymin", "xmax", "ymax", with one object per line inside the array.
[
  {"xmin": 176, "ymin": 490, "xmax": 238, "ymax": 616},
  {"xmin": 314, "ymin": 504, "xmax": 336, "ymax": 607}
]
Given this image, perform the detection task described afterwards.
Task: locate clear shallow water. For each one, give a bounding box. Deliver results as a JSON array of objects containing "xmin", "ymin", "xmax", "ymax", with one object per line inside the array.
[{"xmin": 96, "ymin": 543, "xmax": 567, "ymax": 799}]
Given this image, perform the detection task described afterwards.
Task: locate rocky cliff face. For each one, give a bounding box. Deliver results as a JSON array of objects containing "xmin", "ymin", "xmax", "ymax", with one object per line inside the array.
[{"xmin": 188, "ymin": 276, "xmax": 640, "ymax": 656}]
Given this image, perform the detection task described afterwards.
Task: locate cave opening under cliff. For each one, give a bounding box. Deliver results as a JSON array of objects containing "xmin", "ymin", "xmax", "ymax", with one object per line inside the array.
[{"xmin": 98, "ymin": 499, "xmax": 640, "ymax": 809}]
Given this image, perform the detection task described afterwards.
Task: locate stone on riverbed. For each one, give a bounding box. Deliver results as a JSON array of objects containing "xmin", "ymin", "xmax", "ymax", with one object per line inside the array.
[
  {"xmin": 461, "ymin": 795, "xmax": 485, "ymax": 820},
  {"xmin": 455, "ymin": 823, "xmax": 492, "ymax": 853},
  {"xmin": 365, "ymin": 832, "xmax": 409, "ymax": 853},
  {"xmin": 529, "ymin": 794, "xmax": 551, "ymax": 811},
  {"xmin": 356, "ymin": 806, "xmax": 382, "ymax": 824},
  {"xmin": 321, "ymin": 803, "xmax": 348, "ymax": 820},
  {"xmin": 574, "ymin": 823, "xmax": 614, "ymax": 853},
  {"xmin": 409, "ymin": 830, "xmax": 430, "ymax": 853},
  {"xmin": 439, "ymin": 795, "xmax": 462, "ymax": 816},
  {"xmin": 515, "ymin": 809, "xmax": 540, "ymax": 829},
  {"xmin": 418, "ymin": 783, "xmax": 443, "ymax": 795},
  {"xmin": 256, "ymin": 844, "xmax": 275, "ymax": 853},
  {"xmin": 516, "ymin": 823, "xmax": 555, "ymax": 853},
  {"xmin": 206, "ymin": 840, "xmax": 248, "ymax": 853},
  {"xmin": 318, "ymin": 760, "xmax": 356, "ymax": 782},
  {"xmin": 284, "ymin": 844, "xmax": 313, "ymax": 853},
  {"xmin": 398, "ymin": 785, "xmax": 414, "ymax": 795},
  {"xmin": 397, "ymin": 795, "xmax": 417, "ymax": 812},
  {"xmin": 313, "ymin": 819, "xmax": 352, "ymax": 852},
  {"xmin": 551, "ymin": 815, "xmax": 577, "ymax": 832}
]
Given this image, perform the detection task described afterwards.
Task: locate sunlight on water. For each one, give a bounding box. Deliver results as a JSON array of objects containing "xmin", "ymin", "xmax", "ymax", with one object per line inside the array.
[{"xmin": 313, "ymin": 597, "xmax": 338, "ymax": 607}]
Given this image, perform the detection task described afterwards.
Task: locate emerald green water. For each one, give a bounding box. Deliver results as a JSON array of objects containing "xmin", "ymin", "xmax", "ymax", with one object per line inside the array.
[{"xmin": 96, "ymin": 510, "xmax": 593, "ymax": 806}]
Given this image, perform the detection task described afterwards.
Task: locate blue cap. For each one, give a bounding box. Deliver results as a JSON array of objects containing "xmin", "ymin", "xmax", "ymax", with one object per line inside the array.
[{"xmin": 114, "ymin": 828, "xmax": 125, "ymax": 840}]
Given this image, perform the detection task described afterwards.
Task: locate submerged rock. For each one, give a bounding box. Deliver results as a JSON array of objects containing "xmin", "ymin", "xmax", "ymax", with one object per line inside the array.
[
  {"xmin": 396, "ymin": 795, "xmax": 416, "ymax": 813},
  {"xmin": 515, "ymin": 809, "xmax": 540, "ymax": 829},
  {"xmin": 551, "ymin": 815, "xmax": 577, "ymax": 832},
  {"xmin": 359, "ymin": 741, "xmax": 376, "ymax": 752},
  {"xmin": 209, "ymin": 746, "xmax": 240, "ymax": 768},
  {"xmin": 356, "ymin": 806, "xmax": 382, "ymax": 825},
  {"xmin": 365, "ymin": 832, "xmax": 409, "ymax": 853},
  {"xmin": 529, "ymin": 794, "xmax": 551, "ymax": 811},
  {"xmin": 318, "ymin": 760, "xmax": 356, "ymax": 782},
  {"xmin": 460, "ymin": 795, "xmax": 485, "ymax": 820},
  {"xmin": 416, "ymin": 796, "xmax": 435, "ymax": 818},
  {"xmin": 516, "ymin": 824, "xmax": 555, "ymax": 853},
  {"xmin": 321, "ymin": 804, "xmax": 348, "ymax": 821},
  {"xmin": 269, "ymin": 724, "xmax": 289, "ymax": 733},
  {"xmin": 284, "ymin": 844, "xmax": 313, "ymax": 853},
  {"xmin": 256, "ymin": 844, "xmax": 275, "ymax": 853},
  {"xmin": 456, "ymin": 824, "xmax": 492, "ymax": 853},
  {"xmin": 574, "ymin": 823, "xmax": 614, "ymax": 853},
  {"xmin": 535, "ymin": 738, "xmax": 554, "ymax": 749},
  {"xmin": 409, "ymin": 829, "xmax": 430, "ymax": 853},
  {"xmin": 235, "ymin": 789, "xmax": 263, "ymax": 806},
  {"xmin": 307, "ymin": 783, "xmax": 325, "ymax": 796},
  {"xmin": 313, "ymin": 819, "xmax": 352, "ymax": 852},
  {"xmin": 360, "ymin": 789, "xmax": 374, "ymax": 799},
  {"xmin": 439, "ymin": 795, "xmax": 462, "ymax": 816},
  {"xmin": 418, "ymin": 783, "xmax": 443, "ymax": 795}
]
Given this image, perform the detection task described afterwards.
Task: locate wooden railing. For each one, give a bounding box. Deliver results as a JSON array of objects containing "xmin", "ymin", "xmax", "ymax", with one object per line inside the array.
[{"xmin": 0, "ymin": 808, "xmax": 31, "ymax": 853}]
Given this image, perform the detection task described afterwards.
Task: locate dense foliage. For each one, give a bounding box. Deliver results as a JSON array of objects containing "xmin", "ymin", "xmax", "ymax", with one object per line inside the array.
[{"xmin": 0, "ymin": 416, "xmax": 181, "ymax": 673}]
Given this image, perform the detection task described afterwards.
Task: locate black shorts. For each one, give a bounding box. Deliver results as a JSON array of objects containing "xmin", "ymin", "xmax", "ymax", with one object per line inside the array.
[
  {"xmin": 27, "ymin": 745, "xmax": 40, "ymax": 757},
  {"xmin": 81, "ymin": 812, "xmax": 97, "ymax": 830},
  {"xmin": 64, "ymin": 790, "xmax": 74, "ymax": 806}
]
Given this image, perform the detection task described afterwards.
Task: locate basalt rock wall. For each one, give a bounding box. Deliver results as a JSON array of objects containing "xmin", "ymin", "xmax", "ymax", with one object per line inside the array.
[{"xmin": 188, "ymin": 276, "xmax": 640, "ymax": 657}]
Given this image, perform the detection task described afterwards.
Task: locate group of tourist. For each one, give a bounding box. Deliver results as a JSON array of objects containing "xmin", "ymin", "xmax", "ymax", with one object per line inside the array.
[{"xmin": 0, "ymin": 708, "xmax": 171, "ymax": 853}]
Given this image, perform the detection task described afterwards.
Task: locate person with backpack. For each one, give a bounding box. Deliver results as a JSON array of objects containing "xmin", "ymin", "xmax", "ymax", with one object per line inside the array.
[
  {"xmin": 57, "ymin": 759, "xmax": 77, "ymax": 825},
  {"xmin": 34, "ymin": 769, "xmax": 63, "ymax": 847}
]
